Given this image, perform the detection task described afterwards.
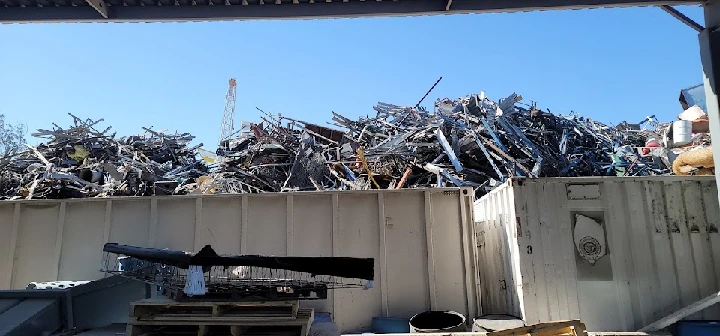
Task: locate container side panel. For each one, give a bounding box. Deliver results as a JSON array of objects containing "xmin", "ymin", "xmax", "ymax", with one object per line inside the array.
[
  {"xmin": 664, "ymin": 181, "xmax": 702, "ymax": 319},
  {"xmin": 524, "ymin": 182, "xmax": 549, "ymax": 324},
  {"xmin": 384, "ymin": 192, "xmax": 429, "ymax": 318},
  {"xmin": 108, "ymin": 200, "xmax": 151, "ymax": 247},
  {"xmin": 549, "ymin": 183, "xmax": 572, "ymax": 319},
  {"xmin": 199, "ymin": 198, "xmax": 242, "ymax": 255},
  {"xmin": 495, "ymin": 188, "xmax": 511, "ymax": 315},
  {"xmin": 293, "ymin": 195, "xmax": 333, "ymax": 315},
  {"xmin": 474, "ymin": 201, "xmax": 491, "ymax": 314},
  {"xmin": 0, "ymin": 204, "xmax": 14, "ymax": 288},
  {"xmin": 514, "ymin": 184, "xmax": 536, "ymax": 322},
  {"xmin": 701, "ymin": 180, "xmax": 720, "ymax": 310},
  {"xmin": 335, "ymin": 194, "xmax": 382, "ymax": 333},
  {"xmin": 429, "ymin": 191, "xmax": 466, "ymax": 312},
  {"xmin": 624, "ymin": 181, "xmax": 657, "ymax": 327},
  {"xmin": 538, "ymin": 183, "xmax": 562, "ymax": 321},
  {"xmin": 482, "ymin": 191, "xmax": 502, "ymax": 315},
  {"xmin": 576, "ymin": 280, "xmax": 623, "ymax": 330},
  {"xmin": 643, "ymin": 181, "xmax": 681, "ymax": 320},
  {"xmin": 156, "ymin": 199, "xmax": 196, "ymax": 251},
  {"xmin": 682, "ymin": 180, "xmax": 720, "ymax": 319},
  {"xmin": 293, "ymin": 195, "xmax": 333, "ymax": 256},
  {"xmin": 501, "ymin": 186, "xmax": 523, "ymax": 318},
  {"xmin": 502, "ymin": 187, "xmax": 517, "ymax": 314},
  {"xmin": 552, "ymin": 183, "xmax": 580, "ymax": 320},
  {"xmin": 13, "ymin": 203, "xmax": 60, "ymax": 288},
  {"xmin": 246, "ymin": 196, "xmax": 287, "ymax": 256},
  {"xmin": 598, "ymin": 182, "xmax": 633, "ymax": 331},
  {"xmin": 59, "ymin": 201, "xmax": 106, "ymax": 281}
]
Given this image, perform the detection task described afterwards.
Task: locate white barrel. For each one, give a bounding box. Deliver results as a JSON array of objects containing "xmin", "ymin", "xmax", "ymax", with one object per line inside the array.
[
  {"xmin": 672, "ymin": 120, "xmax": 693, "ymax": 147},
  {"xmin": 472, "ymin": 314, "xmax": 525, "ymax": 332}
]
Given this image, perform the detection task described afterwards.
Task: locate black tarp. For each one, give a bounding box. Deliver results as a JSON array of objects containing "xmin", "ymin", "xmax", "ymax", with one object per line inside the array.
[{"xmin": 104, "ymin": 243, "xmax": 374, "ymax": 281}]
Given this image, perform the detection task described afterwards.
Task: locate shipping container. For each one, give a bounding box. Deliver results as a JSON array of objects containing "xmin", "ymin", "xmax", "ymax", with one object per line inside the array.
[
  {"xmin": 473, "ymin": 176, "xmax": 720, "ymax": 332},
  {"xmin": 0, "ymin": 188, "xmax": 477, "ymax": 333}
]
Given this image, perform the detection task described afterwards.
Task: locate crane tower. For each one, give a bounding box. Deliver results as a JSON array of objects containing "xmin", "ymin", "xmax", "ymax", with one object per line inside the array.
[{"xmin": 218, "ymin": 78, "xmax": 237, "ymax": 146}]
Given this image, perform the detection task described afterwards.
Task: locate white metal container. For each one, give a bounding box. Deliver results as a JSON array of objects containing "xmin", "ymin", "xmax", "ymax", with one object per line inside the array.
[
  {"xmin": 0, "ymin": 188, "xmax": 478, "ymax": 333},
  {"xmin": 672, "ymin": 120, "xmax": 694, "ymax": 147},
  {"xmin": 473, "ymin": 176, "xmax": 720, "ymax": 332}
]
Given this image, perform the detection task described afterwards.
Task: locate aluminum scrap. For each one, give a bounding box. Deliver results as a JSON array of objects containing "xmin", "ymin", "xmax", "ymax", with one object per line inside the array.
[
  {"xmin": 0, "ymin": 114, "xmax": 208, "ymax": 200},
  {"xmin": 208, "ymin": 91, "xmax": 686, "ymax": 198},
  {"xmin": 1, "ymin": 91, "xmax": 700, "ymax": 200}
]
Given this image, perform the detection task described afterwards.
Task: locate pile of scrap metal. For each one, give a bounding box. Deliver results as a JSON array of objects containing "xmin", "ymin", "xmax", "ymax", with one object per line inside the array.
[
  {"xmin": 0, "ymin": 114, "xmax": 208, "ymax": 200},
  {"xmin": 2, "ymin": 91, "xmax": 710, "ymax": 201},
  {"xmin": 207, "ymin": 91, "xmax": 697, "ymax": 198}
]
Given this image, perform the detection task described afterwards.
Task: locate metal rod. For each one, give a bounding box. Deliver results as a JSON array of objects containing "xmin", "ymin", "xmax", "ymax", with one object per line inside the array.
[
  {"xmin": 415, "ymin": 76, "xmax": 443, "ymax": 108},
  {"xmin": 660, "ymin": 5, "xmax": 704, "ymax": 32}
]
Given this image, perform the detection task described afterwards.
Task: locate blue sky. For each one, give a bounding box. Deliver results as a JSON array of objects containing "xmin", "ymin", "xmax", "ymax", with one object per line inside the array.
[{"xmin": 0, "ymin": 5, "xmax": 707, "ymax": 149}]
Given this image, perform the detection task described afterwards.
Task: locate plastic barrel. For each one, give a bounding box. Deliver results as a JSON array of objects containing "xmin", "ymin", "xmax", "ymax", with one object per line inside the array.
[
  {"xmin": 371, "ymin": 317, "xmax": 410, "ymax": 333},
  {"xmin": 409, "ymin": 311, "xmax": 467, "ymax": 333},
  {"xmin": 676, "ymin": 320, "xmax": 720, "ymax": 336}
]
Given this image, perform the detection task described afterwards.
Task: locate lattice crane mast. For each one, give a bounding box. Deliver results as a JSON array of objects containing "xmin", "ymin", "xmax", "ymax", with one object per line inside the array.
[{"xmin": 218, "ymin": 78, "xmax": 237, "ymax": 147}]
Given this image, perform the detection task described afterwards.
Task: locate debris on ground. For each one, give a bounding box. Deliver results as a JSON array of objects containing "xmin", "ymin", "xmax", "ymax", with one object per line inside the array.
[{"xmin": 0, "ymin": 91, "xmax": 712, "ymax": 200}]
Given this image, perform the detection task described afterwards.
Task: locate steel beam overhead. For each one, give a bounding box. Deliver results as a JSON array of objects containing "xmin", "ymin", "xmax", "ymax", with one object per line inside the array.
[
  {"xmin": 660, "ymin": 5, "xmax": 704, "ymax": 32},
  {"xmin": 85, "ymin": 0, "xmax": 110, "ymax": 19},
  {"xmin": 0, "ymin": 0, "xmax": 699, "ymax": 24}
]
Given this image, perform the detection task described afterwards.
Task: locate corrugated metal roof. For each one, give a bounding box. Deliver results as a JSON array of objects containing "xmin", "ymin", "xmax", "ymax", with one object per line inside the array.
[{"xmin": 0, "ymin": 0, "xmax": 700, "ymax": 24}]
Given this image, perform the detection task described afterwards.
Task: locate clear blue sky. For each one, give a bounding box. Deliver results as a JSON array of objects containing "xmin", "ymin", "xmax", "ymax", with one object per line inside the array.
[{"xmin": 0, "ymin": 5, "xmax": 707, "ymax": 148}]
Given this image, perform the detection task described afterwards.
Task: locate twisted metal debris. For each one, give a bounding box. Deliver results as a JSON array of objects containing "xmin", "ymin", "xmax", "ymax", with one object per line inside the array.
[
  {"xmin": 209, "ymin": 92, "xmax": 688, "ymax": 198},
  {"xmin": 0, "ymin": 114, "xmax": 207, "ymax": 200},
  {"xmin": 0, "ymin": 91, "xmax": 708, "ymax": 200}
]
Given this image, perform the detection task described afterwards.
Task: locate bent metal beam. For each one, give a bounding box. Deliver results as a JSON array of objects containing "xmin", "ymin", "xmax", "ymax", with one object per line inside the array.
[{"xmin": 0, "ymin": 0, "xmax": 698, "ymax": 24}]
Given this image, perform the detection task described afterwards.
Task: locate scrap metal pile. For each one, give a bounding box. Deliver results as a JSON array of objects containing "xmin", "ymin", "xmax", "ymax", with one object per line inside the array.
[
  {"xmin": 1, "ymin": 91, "xmax": 706, "ymax": 200},
  {"xmin": 208, "ymin": 92, "xmax": 684, "ymax": 198},
  {"xmin": 0, "ymin": 113, "xmax": 208, "ymax": 200}
]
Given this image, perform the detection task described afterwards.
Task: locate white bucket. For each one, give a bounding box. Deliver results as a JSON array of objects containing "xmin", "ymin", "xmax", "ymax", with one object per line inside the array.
[{"xmin": 672, "ymin": 120, "xmax": 693, "ymax": 147}]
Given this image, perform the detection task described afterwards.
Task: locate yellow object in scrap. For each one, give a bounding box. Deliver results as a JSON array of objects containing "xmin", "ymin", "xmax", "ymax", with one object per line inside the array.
[{"xmin": 68, "ymin": 145, "xmax": 90, "ymax": 161}]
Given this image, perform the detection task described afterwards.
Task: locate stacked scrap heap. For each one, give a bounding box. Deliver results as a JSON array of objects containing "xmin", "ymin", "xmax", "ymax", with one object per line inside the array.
[
  {"xmin": 0, "ymin": 114, "xmax": 208, "ymax": 200},
  {"xmin": 210, "ymin": 92, "xmax": 689, "ymax": 198},
  {"xmin": 0, "ymin": 92, "xmax": 707, "ymax": 200}
]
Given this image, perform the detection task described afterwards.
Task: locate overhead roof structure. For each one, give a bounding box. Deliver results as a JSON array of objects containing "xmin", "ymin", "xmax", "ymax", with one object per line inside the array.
[{"xmin": 0, "ymin": 0, "xmax": 699, "ymax": 23}]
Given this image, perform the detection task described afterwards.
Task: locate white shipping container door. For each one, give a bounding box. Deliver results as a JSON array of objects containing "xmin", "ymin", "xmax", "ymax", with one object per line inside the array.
[{"xmin": 473, "ymin": 176, "xmax": 720, "ymax": 332}]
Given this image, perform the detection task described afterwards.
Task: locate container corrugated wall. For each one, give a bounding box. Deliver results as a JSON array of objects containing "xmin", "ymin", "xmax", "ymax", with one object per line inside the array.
[
  {"xmin": 0, "ymin": 188, "xmax": 478, "ymax": 333},
  {"xmin": 473, "ymin": 176, "xmax": 720, "ymax": 332}
]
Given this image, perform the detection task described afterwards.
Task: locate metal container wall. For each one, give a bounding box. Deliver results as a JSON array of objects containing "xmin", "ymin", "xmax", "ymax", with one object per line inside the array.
[
  {"xmin": 0, "ymin": 188, "xmax": 478, "ymax": 333},
  {"xmin": 473, "ymin": 176, "xmax": 720, "ymax": 332}
]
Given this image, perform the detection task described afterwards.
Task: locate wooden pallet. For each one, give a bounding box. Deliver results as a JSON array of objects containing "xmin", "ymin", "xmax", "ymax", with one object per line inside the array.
[
  {"xmin": 130, "ymin": 298, "xmax": 300, "ymax": 320},
  {"xmin": 487, "ymin": 320, "xmax": 587, "ymax": 336},
  {"xmin": 126, "ymin": 307, "xmax": 313, "ymax": 336}
]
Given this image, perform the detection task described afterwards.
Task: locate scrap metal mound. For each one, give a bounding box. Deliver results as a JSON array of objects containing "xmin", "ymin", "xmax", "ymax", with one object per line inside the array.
[
  {"xmin": 0, "ymin": 91, "xmax": 710, "ymax": 200},
  {"xmin": 0, "ymin": 113, "xmax": 208, "ymax": 200}
]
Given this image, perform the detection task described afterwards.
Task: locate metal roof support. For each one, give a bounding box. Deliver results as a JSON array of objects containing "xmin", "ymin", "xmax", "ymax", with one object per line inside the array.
[
  {"xmin": 660, "ymin": 5, "xmax": 704, "ymax": 31},
  {"xmin": 85, "ymin": 0, "xmax": 109, "ymax": 18},
  {"xmin": 699, "ymin": 1, "xmax": 720, "ymax": 202},
  {"xmin": 0, "ymin": 0, "xmax": 698, "ymax": 24}
]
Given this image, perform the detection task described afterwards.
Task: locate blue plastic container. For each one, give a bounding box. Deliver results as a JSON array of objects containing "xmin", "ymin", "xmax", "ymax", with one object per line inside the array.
[
  {"xmin": 314, "ymin": 312, "xmax": 333, "ymax": 323},
  {"xmin": 677, "ymin": 320, "xmax": 720, "ymax": 336},
  {"xmin": 371, "ymin": 317, "xmax": 411, "ymax": 333}
]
